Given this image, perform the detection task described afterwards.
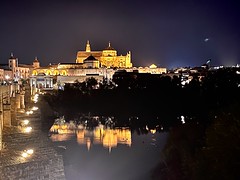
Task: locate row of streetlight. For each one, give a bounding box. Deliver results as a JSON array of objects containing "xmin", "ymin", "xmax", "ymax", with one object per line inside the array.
[{"xmin": 19, "ymin": 93, "xmax": 40, "ymax": 159}]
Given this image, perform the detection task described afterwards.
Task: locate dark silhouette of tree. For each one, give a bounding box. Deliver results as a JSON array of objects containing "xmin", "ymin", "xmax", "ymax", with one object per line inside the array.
[{"xmin": 86, "ymin": 77, "xmax": 98, "ymax": 90}]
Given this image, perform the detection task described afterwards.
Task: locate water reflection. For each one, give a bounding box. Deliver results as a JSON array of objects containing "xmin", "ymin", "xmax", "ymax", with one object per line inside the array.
[
  {"xmin": 50, "ymin": 125, "xmax": 131, "ymax": 152},
  {"xmin": 48, "ymin": 116, "xmax": 168, "ymax": 180}
]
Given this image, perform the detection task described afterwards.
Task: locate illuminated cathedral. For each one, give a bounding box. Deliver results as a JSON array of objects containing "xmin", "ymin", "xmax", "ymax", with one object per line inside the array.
[
  {"xmin": 26, "ymin": 41, "xmax": 166, "ymax": 90},
  {"xmin": 76, "ymin": 41, "xmax": 132, "ymax": 68}
]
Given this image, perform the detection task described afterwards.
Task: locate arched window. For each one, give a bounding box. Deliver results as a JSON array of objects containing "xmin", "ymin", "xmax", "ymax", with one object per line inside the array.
[
  {"xmin": 53, "ymin": 70, "xmax": 59, "ymax": 75},
  {"xmin": 46, "ymin": 70, "xmax": 52, "ymax": 75},
  {"xmin": 32, "ymin": 70, "xmax": 38, "ymax": 76},
  {"xmin": 60, "ymin": 70, "xmax": 67, "ymax": 76}
]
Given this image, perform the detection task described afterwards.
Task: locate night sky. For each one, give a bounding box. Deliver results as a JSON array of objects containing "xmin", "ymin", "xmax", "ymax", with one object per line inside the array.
[{"xmin": 0, "ymin": 0, "xmax": 239, "ymax": 69}]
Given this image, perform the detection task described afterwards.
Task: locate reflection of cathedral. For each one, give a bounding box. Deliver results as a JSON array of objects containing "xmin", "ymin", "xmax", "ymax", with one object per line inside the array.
[
  {"xmin": 49, "ymin": 125, "xmax": 131, "ymax": 152},
  {"xmin": 78, "ymin": 127, "xmax": 132, "ymax": 152}
]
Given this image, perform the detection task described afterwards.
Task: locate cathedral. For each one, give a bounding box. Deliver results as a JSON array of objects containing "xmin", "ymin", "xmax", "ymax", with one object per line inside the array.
[
  {"xmin": 76, "ymin": 41, "xmax": 132, "ymax": 68},
  {"xmin": 29, "ymin": 41, "xmax": 134, "ymax": 89}
]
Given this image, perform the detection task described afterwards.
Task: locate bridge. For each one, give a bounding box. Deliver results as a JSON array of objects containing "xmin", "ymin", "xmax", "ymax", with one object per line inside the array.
[{"xmin": 0, "ymin": 84, "xmax": 66, "ymax": 179}]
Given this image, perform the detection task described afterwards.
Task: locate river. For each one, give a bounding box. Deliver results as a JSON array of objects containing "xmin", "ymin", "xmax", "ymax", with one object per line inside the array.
[{"xmin": 48, "ymin": 119, "xmax": 168, "ymax": 180}]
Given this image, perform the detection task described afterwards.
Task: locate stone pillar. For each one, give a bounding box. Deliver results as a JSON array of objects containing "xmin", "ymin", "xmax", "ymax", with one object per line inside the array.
[
  {"xmin": 3, "ymin": 104, "xmax": 11, "ymax": 126},
  {"xmin": 45, "ymin": 79, "xmax": 48, "ymax": 88},
  {"xmin": 15, "ymin": 93, "xmax": 21, "ymax": 110},
  {"xmin": 24, "ymin": 84, "xmax": 31, "ymax": 109},
  {"xmin": 31, "ymin": 86, "xmax": 37, "ymax": 96},
  {"xmin": 10, "ymin": 84, "xmax": 20, "ymax": 97},
  {"xmin": 31, "ymin": 85, "xmax": 33, "ymax": 95},
  {"xmin": 30, "ymin": 80, "xmax": 36, "ymax": 95},
  {"xmin": 10, "ymin": 97, "xmax": 17, "ymax": 126},
  {"xmin": 20, "ymin": 94, "xmax": 25, "ymax": 109},
  {"xmin": 45, "ymin": 78, "xmax": 47, "ymax": 88}
]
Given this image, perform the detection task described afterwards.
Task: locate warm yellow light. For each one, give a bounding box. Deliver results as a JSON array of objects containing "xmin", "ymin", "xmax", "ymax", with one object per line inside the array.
[
  {"xmin": 23, "ymin": 120, "xmax": 29, "ymax": 125},
  {"xmin": 24, "ymin": 126, "xmax": 32, "ymax": 133},
  {"xmin": 32, "ymin": 106, "xmax": 38, "ymax": 111},
  {"xmin": 86, "ymin": 138, "xmax": 91, "ymax": 151},
  {"xmin": 22, "ymin": 152, "xmax": 28, "ymax": 158},
  {"xmin": 26, "ymin": 149, "xmax": 34, "ymax": 154},
  {"xmin": 149, "ymin": 64, "xmax": 157, "ymax": 68},
  {"xmin": 150, "ymin": 129, "xmax": 156, "ymax": 134},
  {"xmin": 49, "ymin": 123, "xmax": 132, "ymax": 150},
  {"xmin": 5, "ymin": 75, "xmax": 10, "ymax": 80},
  {"xmin": 32, "ymin": 94, "xmax": 39, "ymax": 103},
  {"xmin": 26, "ymin": 110, "xmax": 33, "ymax": 115},
  {"xmin": 21, "ymin": 149, "xmax": 34, "ymax": 158},
  {"xmin": 19, "ymin": 109, "xmax": 25, "ymax": 113}
]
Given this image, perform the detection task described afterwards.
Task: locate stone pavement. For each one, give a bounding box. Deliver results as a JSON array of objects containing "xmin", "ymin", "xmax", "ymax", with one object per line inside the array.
[{"xmin": 0, "ymin": 95, "xmax": 66, "ymax": 180}]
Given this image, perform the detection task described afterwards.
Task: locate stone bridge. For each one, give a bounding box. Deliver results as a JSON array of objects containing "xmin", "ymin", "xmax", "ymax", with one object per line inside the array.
[{"xmin": 0, "ymin": 84, "xmax": 66, "ymax": 180}]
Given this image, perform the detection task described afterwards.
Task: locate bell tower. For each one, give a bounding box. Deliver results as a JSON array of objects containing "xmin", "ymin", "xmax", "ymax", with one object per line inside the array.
[
  {"xmin": 86, "ymin": 40, "xmax": 91, "ymax": 52},
  {"xmin": 8, "ymin": 53, "xmax": 18, "ymax": 70},
  {"xmin": 33, "ymin": 57, "xmax": 40, "ymax": 68}
]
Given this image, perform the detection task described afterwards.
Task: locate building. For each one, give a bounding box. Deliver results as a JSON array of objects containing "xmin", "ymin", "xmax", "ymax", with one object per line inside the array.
[
  {"xmin": 8, "ymin": 53, "xmax": 32, "ymax": 81},
  {"xmin": 0, "ymin": 53, "xmax": 36, "ymax": 84},
  {"xmin": 76, "ymin": 41, "xmax": 132, "ymax": 68},
  {"xmin": 29, "ymin": 41, "xmax": 166, "ymax": 90},
  {"xmin": 0, "ymin": 45, "xmax": 166, "ymax": 90}
]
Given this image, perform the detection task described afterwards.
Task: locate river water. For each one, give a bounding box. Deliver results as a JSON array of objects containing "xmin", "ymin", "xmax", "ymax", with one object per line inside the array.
[{"xmin": 49, "ymin": 123, "xmax": 168, "ymax": 180}]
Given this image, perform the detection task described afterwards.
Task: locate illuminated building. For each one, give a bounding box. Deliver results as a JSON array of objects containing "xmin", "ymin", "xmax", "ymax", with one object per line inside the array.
[
  {"xmin": 8, "ymin": 53, "xmax": 32, "ymax": 80},
  {"xmin": 27, "ymin": 41, "xmax": 166, "ymax": 89},
  {"xmin": 0, "ymin": 50, "xmax": 166, "ymax": 90},
  {"xmin": 0, "ymin": 53, "xmax": 34, "ymax": 82},
  {"xmin": 76, "ymin": 41, "xmax": 132, "ymax": 68}
]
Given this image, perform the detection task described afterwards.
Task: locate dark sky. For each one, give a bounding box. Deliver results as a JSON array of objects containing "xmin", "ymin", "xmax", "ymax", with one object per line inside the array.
[{"xmin": 0, "ymin": 0, "xmax": 239, "ymax": 68}]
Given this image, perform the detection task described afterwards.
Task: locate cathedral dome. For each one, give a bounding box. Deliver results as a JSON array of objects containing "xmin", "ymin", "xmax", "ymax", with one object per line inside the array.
[{"xmin": 104, "ymin": 42, "xmax": 115, "ymax": 51}]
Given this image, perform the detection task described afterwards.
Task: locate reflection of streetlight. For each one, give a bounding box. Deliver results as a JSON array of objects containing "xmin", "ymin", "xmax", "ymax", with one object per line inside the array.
[
  {"xmin": 150, "ymin": 129, "xmax": 156, "ymax": 134},
  {"xmin": 181, "ymin": 115, "xmax": 185, "ymax": 124}
]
